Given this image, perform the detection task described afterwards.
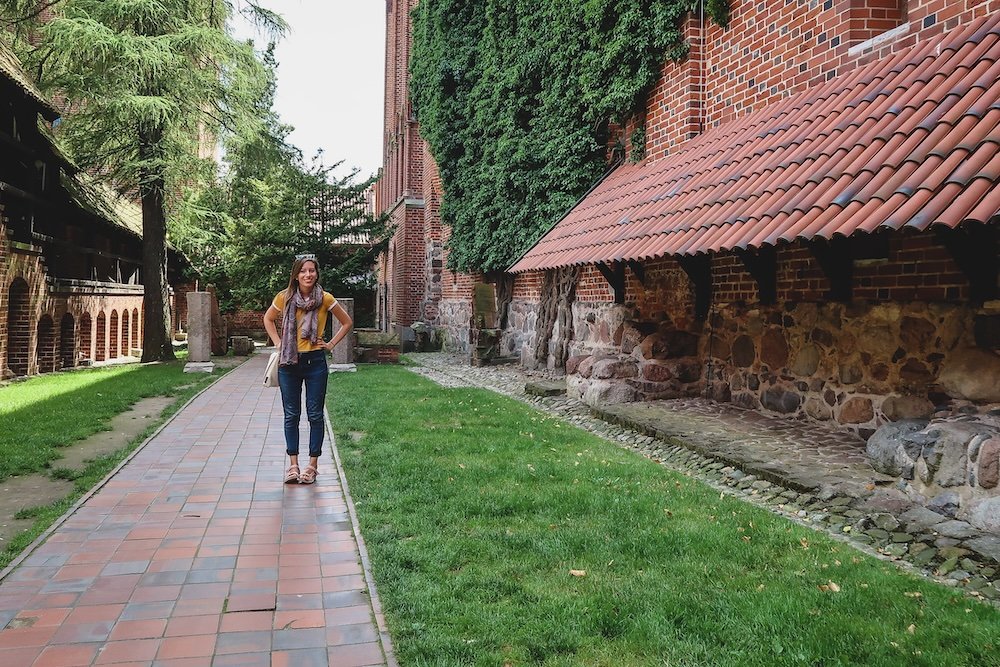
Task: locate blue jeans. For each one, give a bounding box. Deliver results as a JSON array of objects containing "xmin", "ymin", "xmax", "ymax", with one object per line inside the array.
[{"xmin": 277, "ymin": 350, "xmax": 328, "ymax": 458}]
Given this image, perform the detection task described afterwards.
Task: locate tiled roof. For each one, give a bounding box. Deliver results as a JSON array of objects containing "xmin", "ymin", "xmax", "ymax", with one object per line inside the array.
[
  {"xmin": 61, "ymin": 171, "xmax": 144, "ymax": 239},
  {"xmin": 510, "ymin": 13, "xmax": 1000, "ymax": 273},
  {"xmin": 0, "ymin": 38, "xmax": 59, "ymax": 120}
]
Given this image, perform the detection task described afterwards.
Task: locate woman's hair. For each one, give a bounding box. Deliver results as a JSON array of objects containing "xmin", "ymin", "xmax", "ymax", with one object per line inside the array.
[{"xmin": 284, "ymin": 255, "xmax": 320, "ymax": 302}]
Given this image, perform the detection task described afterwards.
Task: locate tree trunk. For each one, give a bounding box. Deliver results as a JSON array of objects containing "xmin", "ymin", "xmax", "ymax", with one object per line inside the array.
[{"xmin": 139, "ymin": 128, "xmax": 175, "ymax": 362}]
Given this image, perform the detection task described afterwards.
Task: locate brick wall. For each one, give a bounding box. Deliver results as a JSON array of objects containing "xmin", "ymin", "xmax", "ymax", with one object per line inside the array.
[
  {"xmin": 1, "ymin": 222, "xmax": 146, "ymax": 376},
  {"xmin": 645, "ymin": 0, "xmax": 1000, "ymax": 158},
  {"xmin": 422, "ymin": 143, "xmax": 444, "ymax": 323},
  {"xmin": 374, "ymin": 0, "xmax": 480, "ymax": 334}
]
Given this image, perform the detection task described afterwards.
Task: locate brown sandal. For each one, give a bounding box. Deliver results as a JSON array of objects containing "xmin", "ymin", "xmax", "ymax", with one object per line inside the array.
[
  {"xmin": 299, "ymin": 466, "xmax": 317, "ymax": 484},
  {"xmin": 284, "ymin": 465, "xmax": 300, "ymax": 484}
]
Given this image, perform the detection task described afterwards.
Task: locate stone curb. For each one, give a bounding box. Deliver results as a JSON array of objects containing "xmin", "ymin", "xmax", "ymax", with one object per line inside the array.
[{"xmin": 406, "ymin": 354, "xmax": 1000, "ymax": 606}]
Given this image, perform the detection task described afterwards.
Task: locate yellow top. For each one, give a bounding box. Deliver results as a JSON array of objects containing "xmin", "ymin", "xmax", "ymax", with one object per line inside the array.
[{"xmin": 272, "ymin": 291, "xmax": 338, "ymax": 353}]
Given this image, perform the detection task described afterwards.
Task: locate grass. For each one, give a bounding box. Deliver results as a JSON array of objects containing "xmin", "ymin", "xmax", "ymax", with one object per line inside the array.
[
  {"xmin": 0, "ymin": 359, "xmax": 232, "ymax": 569},
  {"xmin": 0, "ymin": 359, "xmax": 221, "ymax": 481},
  {"xmin": 328, "ymin": 366, "xmax": 1000, "ymax": 667}
]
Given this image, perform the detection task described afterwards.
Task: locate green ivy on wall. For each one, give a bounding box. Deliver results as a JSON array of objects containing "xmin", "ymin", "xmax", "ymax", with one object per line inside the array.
[{"xmin": 410, "ymin": 0, "xmax": 729, "ymax": 273}]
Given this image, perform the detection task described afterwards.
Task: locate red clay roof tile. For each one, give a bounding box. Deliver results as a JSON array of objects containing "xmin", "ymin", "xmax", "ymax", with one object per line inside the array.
[{"xmin": 510, "ymin": 12, "xmax": 1000, "ymax": 273}]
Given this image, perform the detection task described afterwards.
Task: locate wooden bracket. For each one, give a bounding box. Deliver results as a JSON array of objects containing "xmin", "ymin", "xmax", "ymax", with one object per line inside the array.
[
  {"xmin": 937, "ymin": 223, "xmax": 998, "ymax": 303},
  {"xmin": 677, "ymin": 254, "xmax": 712, "ymax": 321},
  {"xmin": 626, "ymin": 260, "xmax": 645, "ymax": 286},
  {"xmin": 596, "ymin": 262, "xmax": 626, "ymax": 304},
  {"xmin": 735, "ymin": 245, "xmax": 777, "ymax": 305},
  {"xmin": 809, "ymin": 236, "xmax": 853, "ymax": 302}
]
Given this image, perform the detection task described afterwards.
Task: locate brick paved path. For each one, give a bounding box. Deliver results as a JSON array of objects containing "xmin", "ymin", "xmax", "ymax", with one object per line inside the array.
[{"xmin": 0, "ymin": 353, "xmax": 394, "ymax": 666}]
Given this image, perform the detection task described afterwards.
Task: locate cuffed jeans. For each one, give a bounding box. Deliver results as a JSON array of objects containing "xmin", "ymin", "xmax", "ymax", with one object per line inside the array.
[{"xmin": 277, "ymin": 350, "xmax": 328, "ymax": 457}]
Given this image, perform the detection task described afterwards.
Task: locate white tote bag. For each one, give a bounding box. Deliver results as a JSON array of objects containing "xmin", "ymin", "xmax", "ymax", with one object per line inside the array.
[{"xmin": 263, "ymin": 351, "xmax": 280, "ymax": 388}]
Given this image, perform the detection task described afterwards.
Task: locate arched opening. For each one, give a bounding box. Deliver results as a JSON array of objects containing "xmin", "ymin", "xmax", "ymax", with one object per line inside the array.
[
  {"xmin": 131, "ymin": 307, "xmax": 140, "ymax": 349},
  {"xmin": 80, "ymin": 313, "xmax": 93, "ymax": 363},
  {"xmin": 121, "ymin": 309, "xmax": 130, "ymax": 357},
  {"xmin": 60, "ymin": 313, "xmax": 76, "ymax": 369},
  {"xmin": 6, "ymin": 278, "xmax": 30, "ymax": 376},
  {"xmin": 95, "ymin": 312, "xmax": 107, "ymax": 361},
  {"xmin": 36, "ymin": 315, "xmax": 56, "ymax": 374},
  {"xmin": 109, "ymin": 310, "xmax": 119, "ymax": 359}
]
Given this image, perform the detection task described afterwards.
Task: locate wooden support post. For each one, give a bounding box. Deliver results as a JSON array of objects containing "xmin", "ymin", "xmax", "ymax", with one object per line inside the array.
[
  {"xmin": 677, "ymin": 254, "xmax": 712, "ymax": 321},
  {"xmin": 937, "ymin": 223, "xmax": 998, "ymax": 303},
  {"xmin": 735, "ymin": 245, "xmax": 777, "ymax": 305},
  {"xmin": 596, "ymin": 262, "xmax": 626, "ymax": 304},
  {"xmin": 809, "ymin": 236, "xmax": 853, "ymax": 302},
  {"xmin": 626, "ymin": 260, "xmax": 645, "ymax": 286}
]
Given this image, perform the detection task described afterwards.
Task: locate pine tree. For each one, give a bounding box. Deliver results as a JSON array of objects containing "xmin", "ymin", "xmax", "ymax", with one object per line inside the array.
[{"xmin": 5, "ymin": 0, "xmax": 283, "ymax": 361}]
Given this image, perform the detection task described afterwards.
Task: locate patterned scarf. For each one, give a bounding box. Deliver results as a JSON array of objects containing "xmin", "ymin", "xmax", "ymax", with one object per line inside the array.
[{"xmin": 279, "ymin": 283, "xmax": 324, "ymax": 366}]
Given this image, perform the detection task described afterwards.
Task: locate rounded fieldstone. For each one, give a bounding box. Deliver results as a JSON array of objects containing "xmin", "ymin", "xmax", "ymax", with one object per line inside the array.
[
  {"xmin": 839, "ymin": 363, "xmax": 863, "ymax": 385},
  {"xmin": 761, "ymin": 386, "xmax": 801, "ymax": 414},
  {"xmin": 732, "ymin": 392, "xmax": 761, "ymax": 410},
  {"xmin": 760, "ymin": 329, "xmax": 789, "ymax": 369},
  {"xmin": 811, "ymin": 327, "xmax": 834, "ymax": 347},
  {"xmin": 566, "ymin": 354, "xmax": 590, "ymax": 375},
  {"xmin": 708, "ymin": 336, "xmax": 731, "ymax": 361},
  {"xmin": 938, "ymin": 348, "xmax": 1000, "ymax": 402},
  {"xmin": 870, "ymin": 363, "xmax": 890, "ymax": 381},
  {"xmin": 880, "ymin": 395, "xmax": 934, "ymax": 421},
  {"xmin": 839, "ymin": 397, "xmax": 874, "ymax": 424},
  {"xmin": 804, "ymin": 397, "xmax": 832, "ymax": 421},
  {"xmin": 641, "ymin": 362, "xmax": 673, "ymax": 382},
  {"xmin": 732, "ymin": 335, "xmax": 756, "ymax": 367},
  {"xmin": 899, "ymin": 316, "xmax": 936, "ymax": 352},
  {"xmin": 791, "ymin": 344, "xmax": 821, "ymax": 376},
  {"xmin": 899, "ymin": 358, "xmax": 932, "ymax": 385},
  {"xmin": 977, "ymin": 437, "xmax": 1000, "ymax": 489}
]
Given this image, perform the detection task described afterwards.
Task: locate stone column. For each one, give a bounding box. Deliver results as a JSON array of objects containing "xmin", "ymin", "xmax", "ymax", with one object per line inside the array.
[
  {"xmin": 331, "ymin": 297, "xmax": 355, "ymax": 364},
  {"xmin": 184, "ymin": 292, "xmax": 213, "ymax": 371}
]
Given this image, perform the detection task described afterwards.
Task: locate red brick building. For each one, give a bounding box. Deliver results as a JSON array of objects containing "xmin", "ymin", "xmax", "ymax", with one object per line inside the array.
[
  {"xmin": 1, "ymin": 41, "xmax": 184, "ymax": 377},
  {"xmin": 508, "ymin": 0, "xmax": 999, "ymax": 433},
  {"xmin": 375, "ymin": 0, "xmax": 480, "ymax": 350}
]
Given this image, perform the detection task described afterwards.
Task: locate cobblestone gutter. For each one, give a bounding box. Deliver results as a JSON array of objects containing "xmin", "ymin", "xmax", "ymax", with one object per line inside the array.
[{"xmin": 405, "ymin": 353, "xmax": 1000, "ymax": 605}]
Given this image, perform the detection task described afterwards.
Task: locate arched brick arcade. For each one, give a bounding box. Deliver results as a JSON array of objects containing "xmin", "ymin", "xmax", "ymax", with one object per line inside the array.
[
  {"xmin": 121, "ymin": 309, "xmax": 130, "ymax": 357},
  {"xmin": 79, "ymin": 313, "xmax": 93, "ymax": 363},
  {"xmin": 6, "ymin": 278, "xmax": 30, "ymax": 377},
  {"xmin": 60, "ymin": 313, "xmax": 76, "ymax": 369},
  {"xmin": 36, "ymin": 315, "xmax": 56, "ymax": 374},
  {"xmin": 131, "ymin": 308, "xmax": 139, "ymax": 349},
  {"xmin": 95, "ymin": 312, "xmax": 106, "ymax": 362},
  {"xmin": 109, "ymin": 310, "xmax": 119, "ymax": 359}
]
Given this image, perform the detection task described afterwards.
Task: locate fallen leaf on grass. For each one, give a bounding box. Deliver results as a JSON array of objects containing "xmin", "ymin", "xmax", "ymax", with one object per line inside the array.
[
  {"xmin": 907, "ymin": 624, "xmax": 916, "ymax": 635},
  {"xmin": 818, "ymin": 581, "xmax": 841, "ymax": 593},
  {"xmin": 800, "ymin": 538, "xmax": 810, "ymax": 550},
  {"xmin": 569, "ymin": 569, "xmax": 587, "ymax": 577},
  {"xmin": 904, "ymin": 592, "xmax": 922, "ymax": 598}
]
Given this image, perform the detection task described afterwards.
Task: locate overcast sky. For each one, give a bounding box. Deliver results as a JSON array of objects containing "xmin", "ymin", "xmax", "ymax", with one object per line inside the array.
[{"xmin": 235, "ymin": 1, "xmax": 386, "ymax": 181}]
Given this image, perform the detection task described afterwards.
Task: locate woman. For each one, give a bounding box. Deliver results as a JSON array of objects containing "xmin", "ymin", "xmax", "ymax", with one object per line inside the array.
[{"xmin": 263, "ymin": 254, "xmax": 353, "ymax": 484}]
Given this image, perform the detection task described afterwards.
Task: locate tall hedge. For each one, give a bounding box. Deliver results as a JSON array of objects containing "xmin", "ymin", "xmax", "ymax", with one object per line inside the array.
[{"xmin": 410, "ymin": 0, "xmax": 728, "ymax": 273}]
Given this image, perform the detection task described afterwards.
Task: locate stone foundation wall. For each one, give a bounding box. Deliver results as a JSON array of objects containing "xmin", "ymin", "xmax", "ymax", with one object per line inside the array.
[
  {"xmin": 504, "ymin": 298, "xmax": 538, "ymax": 365},
  {"xmin": 868, "ymin": 418, "xmax": 1000, "ymax": 532},
  {"xmin": 706, "ymin": 300, "xmax": 1000, "ymax": 436},
  {"xmin": 565, "ymin": 301, "xmax": 704, "ymax": 406},
  {"xmin": 437, "ymin": 297, "xmax": 472, "ymax": 353},
  {"xmin": 560, "ymin": 295, "xmax": 1000, "ymax": 434}
]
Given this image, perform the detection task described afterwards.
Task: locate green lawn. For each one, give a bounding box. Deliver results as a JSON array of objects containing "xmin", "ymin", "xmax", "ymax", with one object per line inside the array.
[
  {"xmin": 0, "ymin": 360, "xmax": 230, "ymax": 568},
  {"xmin": 328, "ymin": 366, "xmax": 1000, "ymax": 667}
]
